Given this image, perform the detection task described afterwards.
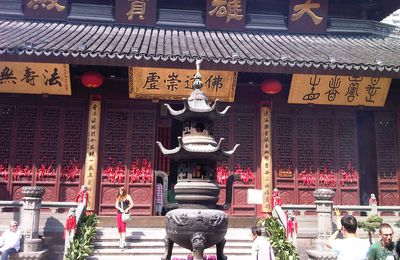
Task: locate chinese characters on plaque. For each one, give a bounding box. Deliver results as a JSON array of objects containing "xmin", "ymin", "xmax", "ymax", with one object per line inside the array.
[
  {"xmin": 84, "ymin": 100, "xmax": 101, "ymax": 211},
  {"xmin": 129, "ymin": 67, "xmax": 237, "ymax": 102},
  {"xmin": 24, "ymin": 0, "xmax": 68, "ymax": 20},
  {"xmin": 288, "ymin": 0, "xmax": 328, "ymax": 33},
  {"xmin": 0, "ymin": 62, "xmax": 71, "ymax": 95},
  {"xmin": 115, "ymin": 0, "xmax": 156, "ymax": 25},
  {"xmin": 206, "ymin": 0, "xmax": 246, "ymax": 30},
  {"xmin": 288, "ymin": 74, "xmax": 391, "ymax": 107}
]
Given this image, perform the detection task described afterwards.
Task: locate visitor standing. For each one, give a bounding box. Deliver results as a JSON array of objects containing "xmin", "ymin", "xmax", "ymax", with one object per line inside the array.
[
  {"xmin": 155, "ymin": 179, "xmax": 164, "ymax": 216},
  {"xmin": 326, "ymin": 215, "xmax": 370, "ymax": 260},
  {"xmin": 115, "ymin": 187, "xmax": 133, "ymax": 249},
  {"xmin": 0, "ymin": 220, "xmax": 22, "ymax": 260},
  {"xmin": 368, "ymin": 194, "xmax": 378, "ymax": 216},
  {"xmin": 367, "ymin": 223, "xmax": 398, "ymax": 260},
  {"xmin": 250, "ymin": 226, "xmax": 275, "ymax": 260}
]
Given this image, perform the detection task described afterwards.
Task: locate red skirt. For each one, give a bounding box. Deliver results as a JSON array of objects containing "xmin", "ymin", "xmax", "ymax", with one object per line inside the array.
[{"xmin": 116, "ymin": 213, "xmax": 126, "ymax": 233}]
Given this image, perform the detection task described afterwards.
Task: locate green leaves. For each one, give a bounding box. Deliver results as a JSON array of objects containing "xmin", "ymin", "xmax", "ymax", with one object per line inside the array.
[
  {"xmin": 65, "ymin": 213, "xmax": 99, "ymax": 260},
  {"xmin": 260, "ymin": 217, "xmax": 299, "ymax": 260}
]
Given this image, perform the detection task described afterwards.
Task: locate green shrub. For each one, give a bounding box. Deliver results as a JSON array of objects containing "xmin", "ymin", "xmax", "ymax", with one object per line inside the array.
[
  {"xmin": 259, "ymin": 216, "xmax": 299, "ymax": 260},
  {"xmin": 358, "ymin": 215, "xmax": 383, "ymax": 244},
  {"xmin": 65, "ymin": 213, "xmax": 99, "ymax": 260}
]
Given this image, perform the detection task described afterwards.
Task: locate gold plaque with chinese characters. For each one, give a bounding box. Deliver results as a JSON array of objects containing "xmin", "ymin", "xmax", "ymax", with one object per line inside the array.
[
  {"xmin": 206, "ymin": 0, "xmax": 246, "ymax": 30},
  {"xmin": 129, "ymin": 67, "xmax": 237, "ymax": 102},
  {"xmin": 24, "ymin": 0, "xmax": 68, "ymax": 20},
  {"xmin": 0, "ymin": 62, "xmax": 71, "ymax": 95},
  {"xmin": 288, "ymin": 0, "xmax": 328, "ymax": 33},
  {"xmin": 288, "ymin": 74, "xmax": 391, "ymax": 107}
]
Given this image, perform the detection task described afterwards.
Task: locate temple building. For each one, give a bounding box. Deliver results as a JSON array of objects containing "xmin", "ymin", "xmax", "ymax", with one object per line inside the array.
[{"xmin": 0, "ymin": 0, "xmax": 399, "ymax": 216}]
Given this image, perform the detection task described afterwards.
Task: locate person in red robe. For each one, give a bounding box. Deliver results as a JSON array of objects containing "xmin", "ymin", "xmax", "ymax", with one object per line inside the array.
[
  {"xmin": 270, "ymin": 188, "xmax": 282, "ymax": 210},
  {"xmin": 75, "ymin": 185, "xmax": 89, "ymax": 207}
]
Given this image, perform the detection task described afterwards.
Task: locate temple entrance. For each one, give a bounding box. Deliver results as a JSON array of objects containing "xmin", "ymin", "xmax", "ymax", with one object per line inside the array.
[{"xmin": 357, "ymin": 111, "xmax": 378, "ymax": 205}]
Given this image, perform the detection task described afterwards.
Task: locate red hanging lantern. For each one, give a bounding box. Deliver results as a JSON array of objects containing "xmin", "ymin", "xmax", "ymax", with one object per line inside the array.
[
  {"xmin": 261, "ymin": 79, "xmax": 283, "ymax": 94},
  {"xmin": 81, "ymin": 71, "xmax": 104, "ymax": 88}
]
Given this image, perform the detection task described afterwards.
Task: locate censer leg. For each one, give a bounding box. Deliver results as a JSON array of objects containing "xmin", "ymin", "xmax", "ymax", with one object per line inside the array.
[
  {"xmin": 216, "ymin": 238, "xmax": 227, "ymax": 260},
  {"xmin": 161, "ymin": 235, "xmax": 174, "ymax": 260},
  {"xmin": 191, "ymin": 232, "xmax": 206, "ymax": 260}
]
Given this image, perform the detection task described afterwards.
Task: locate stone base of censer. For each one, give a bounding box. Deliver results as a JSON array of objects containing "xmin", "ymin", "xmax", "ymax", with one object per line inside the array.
[{"xmin": 163, "ymin": 208, "xmax": 228, "ymax": 260}]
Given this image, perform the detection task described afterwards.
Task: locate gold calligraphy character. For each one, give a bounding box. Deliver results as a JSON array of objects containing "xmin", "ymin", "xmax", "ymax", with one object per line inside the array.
[
  {"xmin": 27, "ymin": 0, "xmax": 66, "ymax": 12},
  {"xmin": 127, "ymin": 0, "xmax": 147, "ymax": 20},
  {"xmin": 291, "ymin": 0, "xmax": 323, "ymax": 25},
  {"xmin": 209, "ymin": 0, "xmax": 243, "ymax": 23}
]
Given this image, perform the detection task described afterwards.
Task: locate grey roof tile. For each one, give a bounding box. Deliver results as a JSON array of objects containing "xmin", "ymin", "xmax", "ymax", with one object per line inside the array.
[{"xmin": 1, "ymin": 19, "xmax": 400, "ymax": 77}]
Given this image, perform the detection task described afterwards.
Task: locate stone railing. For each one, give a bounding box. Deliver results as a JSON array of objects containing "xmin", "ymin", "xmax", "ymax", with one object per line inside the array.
[
  {"xmin": 281, "ymin": 204, "xmax": 400, "ymax": 216},
  {"xmin": 0, "ymin": 200, "xmax": 79, "ymax": 212},
  {"xmin": 0, "ymin": 186, "xmax": 84, "ymax": 260}
]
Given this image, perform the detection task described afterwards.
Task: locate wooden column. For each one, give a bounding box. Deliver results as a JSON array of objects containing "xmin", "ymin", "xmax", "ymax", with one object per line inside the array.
[
  {"xmin": 260, "ymin": 106, "xmax": 273, "ymax": 212},
  {"xmin": 83, "ymin": 99, "xmax": 101, "ymax": 211}
]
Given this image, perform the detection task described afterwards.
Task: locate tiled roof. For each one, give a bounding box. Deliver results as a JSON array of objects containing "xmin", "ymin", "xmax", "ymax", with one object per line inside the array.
[{"xmin": 1, "ymin": 19, "xmax": 400, "ymax": 78}]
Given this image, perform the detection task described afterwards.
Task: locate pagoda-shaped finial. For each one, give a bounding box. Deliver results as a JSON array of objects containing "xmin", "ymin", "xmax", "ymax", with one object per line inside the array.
[{"xmin": 193, "ymin": 59, "xmax": 203, "ymax": 90}]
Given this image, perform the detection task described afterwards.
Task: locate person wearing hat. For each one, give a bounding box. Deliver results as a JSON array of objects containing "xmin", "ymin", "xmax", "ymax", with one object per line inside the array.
[{"xmin": 0, "ymin": 220, "xmax": 22, "ymax": 260}]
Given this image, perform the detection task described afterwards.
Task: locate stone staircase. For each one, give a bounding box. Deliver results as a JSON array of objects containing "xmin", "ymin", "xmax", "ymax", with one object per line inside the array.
[{"xmin": 87, "ymin": 227, "xmax": 253, "ymax": 260}]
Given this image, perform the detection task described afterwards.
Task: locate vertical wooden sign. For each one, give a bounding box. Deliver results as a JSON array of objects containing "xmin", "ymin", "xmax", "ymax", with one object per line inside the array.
[
  {"xmin": 83, "ymin": 100, "xmax": 101, "ymax": 211},
  {"xmin": 260, "ymin": 106, "xmax": 273, "ymax": 212}
]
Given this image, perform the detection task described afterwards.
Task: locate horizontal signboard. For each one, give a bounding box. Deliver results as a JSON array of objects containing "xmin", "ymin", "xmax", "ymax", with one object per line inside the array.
[
  {"xmin": 289, "ymin": 74, "xmax": 391, "ymax": 107},
  {"xmin": 0, "ymin": 62, "xmax": 71, "ymax": 95},
  {"xmin": 129, "ymin": 67, "xmax": 237, "ymax": 102}
]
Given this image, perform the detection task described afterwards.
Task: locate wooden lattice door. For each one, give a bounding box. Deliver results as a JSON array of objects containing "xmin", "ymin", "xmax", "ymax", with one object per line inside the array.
[
  {"xmin": 214, "ymin": 105, "xmax": 258, "ymax": 216},
  {"xmin": 273, "ymin": 108, "xmax": 360, "ymax": 205},
  {"xmin": 0, "ymin": 97, "xmax": 87, "ymax": 202},
  {"xmin": 98, "ymin": 102, "xmax": 157, "ymax": 215},
  {"xmin": 375, "ymin": 112, "xmax": 400, "ymax": 205}
]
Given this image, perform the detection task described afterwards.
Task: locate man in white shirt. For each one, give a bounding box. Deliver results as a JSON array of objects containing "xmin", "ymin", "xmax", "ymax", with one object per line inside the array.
[
  {"xmin": 326, "ymin": 215, "xmax": 370, "ymax": 260},
  {"xmin": 251, "ymin": 226, "xmax": 275, "ymax": 260},
  {"xmin": 0, "ymin": 220, "xmax": 22, "ymax": 260}
]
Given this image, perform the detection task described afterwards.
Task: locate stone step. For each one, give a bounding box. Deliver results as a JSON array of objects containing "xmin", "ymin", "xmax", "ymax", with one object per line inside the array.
[
  {"xmin": 90, "ymin": 227, "xmax": 253, "ymax": 259},
  {"xmin": 93, "ymin": 240, "xmax": 252, "ymax": 249}
]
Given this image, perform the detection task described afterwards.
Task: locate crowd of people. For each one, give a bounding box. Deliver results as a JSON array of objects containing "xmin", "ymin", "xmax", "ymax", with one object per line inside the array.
[{"xmin": 327, "ymin": 215, "xmax": 400, "ymax": 260}]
